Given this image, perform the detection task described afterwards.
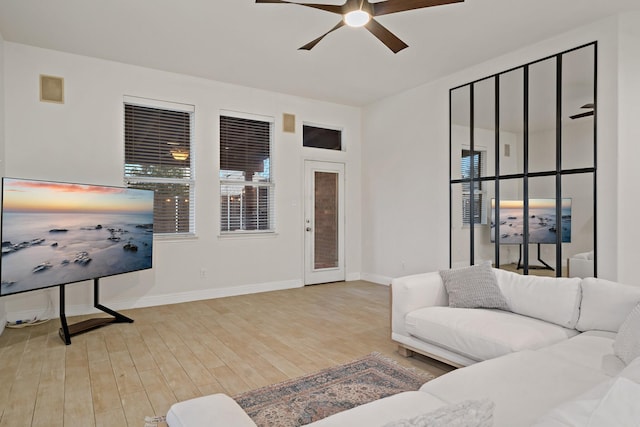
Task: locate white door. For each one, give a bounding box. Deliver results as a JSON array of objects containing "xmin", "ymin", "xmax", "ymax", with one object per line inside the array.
[{"xmin": 304, "ymin": 161, "xmax": 345, "ymax": 285}]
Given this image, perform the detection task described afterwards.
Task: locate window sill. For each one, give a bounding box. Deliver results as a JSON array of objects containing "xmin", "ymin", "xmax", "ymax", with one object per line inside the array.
[
  {"xmin": 218, "ymin": 231, "xmax": 278, "ymax": 240},
  {"xmin": 154, "ymin": 233, "xmax": 198, "ymax": 242}
]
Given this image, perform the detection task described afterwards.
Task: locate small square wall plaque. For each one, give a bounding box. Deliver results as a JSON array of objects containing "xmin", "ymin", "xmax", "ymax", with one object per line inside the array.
[
  {"xmin": 40, "ymin": 74, "xmax": 64, "ymax": 104},
  {"xmin": 283, "ymin": 113, "xmax": 295, "ymax": 133}
]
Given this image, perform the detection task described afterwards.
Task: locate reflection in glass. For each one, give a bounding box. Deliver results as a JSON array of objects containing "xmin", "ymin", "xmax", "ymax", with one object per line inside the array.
[
  {"xmin": 499, "ymin": 69, "xmax": 524, "ymax": 176},
  {"xmin": 563, "ymin": 173, "xmax": 595, "ymax": 277},
  {"xmin": 474, "ymin": 78, "xmax": 496, "ymax": 179},
  {"xmin": 529, "ymin": 58, "xmax": 557, "ymax": 173},
  {"xmin": 451, "ymin": 86, "xmax": 471, "ymax": 181},
  {"xmin": 451, "ymin": 183, "xmax": 471, "ymax": 268},
  {"xmin": 562, "ymin": 45, "xmax": 595, "ymax": 170},
  {"xmin": 449, "ymin": 44, "xmax": 596, "ymax": 276}
]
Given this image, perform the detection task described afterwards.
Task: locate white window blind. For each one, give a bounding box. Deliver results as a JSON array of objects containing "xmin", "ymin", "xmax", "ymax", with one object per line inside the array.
[
  {"xmin": 220, "ymin": 113, "xmax": 274, "ymax": 233},
  {"xmin": 461, "ymin": 149, "xmax": 487, "ymax": 225},
  {"xmin": 124, "ymin": 99, "xmax": 195, "ymax": 235}
]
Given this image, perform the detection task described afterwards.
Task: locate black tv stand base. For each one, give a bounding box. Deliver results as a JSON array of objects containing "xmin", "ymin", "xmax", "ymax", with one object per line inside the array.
[
  {"xmin": 58, "ymin": 279, "xmax": 134, "ymax": 345},
  {"xmin": 517, "ymin": 243, "xmax": 554, "ymax": 271}
]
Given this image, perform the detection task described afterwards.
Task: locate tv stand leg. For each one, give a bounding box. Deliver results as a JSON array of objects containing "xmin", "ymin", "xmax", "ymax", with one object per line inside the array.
[
  {"xmin": 517, "ymin": 244, "xmax": 554, "ymax": 271},
  {"xmin": 58, "ymin": 285, "xmax": 72, "ymax": 345},
  {"xmin": 58, "ymin": 279, "xmax": 134, "ymax": 345}
]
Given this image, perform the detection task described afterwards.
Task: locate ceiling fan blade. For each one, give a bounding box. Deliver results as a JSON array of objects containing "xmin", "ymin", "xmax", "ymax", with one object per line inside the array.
[
  {"xmin": 372, "ymin": 0, "xmax": 463, "ymax": 17},
  {"xmin": 570, "ymin": 111, "xmax": 594, "ymax": 120},
  {"xmin": 299, "ymin": 21, "xmax": 346, "ymax": 51},
  {"xmin": 364, "ymin": 18, "xmax": 408, "ymax": 53},
  {"xmin": 255, "ymin": 0, "xmax": 343, "ymax": 15},
  {"xmin": 581, "ymin": 103, "xmax": 595, "ymax": 109}
]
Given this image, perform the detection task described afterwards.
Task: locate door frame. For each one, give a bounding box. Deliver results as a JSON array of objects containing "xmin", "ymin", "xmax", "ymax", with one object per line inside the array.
[{"xmin": 303, "ymin": 160, "xmax": 346, "ymax": 285}]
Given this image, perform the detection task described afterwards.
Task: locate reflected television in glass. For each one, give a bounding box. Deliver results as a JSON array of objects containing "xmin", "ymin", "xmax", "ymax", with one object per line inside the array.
[{"xmin": 490, "ymin": 198, "xmax": 571, "ymax": 244}]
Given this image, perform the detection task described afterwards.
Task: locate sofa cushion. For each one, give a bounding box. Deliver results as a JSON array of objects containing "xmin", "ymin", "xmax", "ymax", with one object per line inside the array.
[
  {"xmin": 619, "ymin": 355, "xmax": 640, "ymax": 383},
  {"xmin": 614, "ymin": 303, "xmax": 640, "ymax": 365},
  {"xmin": 536, "ymin": 330, "xmax": 623, "ymax": 376},
  {"xmin": 492, "ymin": 268, "xmax": 581, "ymax": 329},
  {"xmin": 532, "ymin": 376, "xmax": 640, "ymax": 427},
  {"xmin": 439, "ymin": 262, "xmax": 509, "ymax": 310},
  {"xmin": 419, "ymin": 350, "xmax": 611, "ymax": 427},
  {"xmin": 165, "ymin": 393, "xmax": 257, "ymax": 427},
  {"xmin": 306, "ymin": 391, "xmax": 448, "ymax": 427},
  {"xmin": 382, "ymin": 399, "xmax": 494, "ymax": 427},
  {"xmin": 405, "ymin": 307, "xmax": 579, "ymax": 362},
  {"xmin": 577, "ymin": 278, "xmax": 640, "ymax": 332}
]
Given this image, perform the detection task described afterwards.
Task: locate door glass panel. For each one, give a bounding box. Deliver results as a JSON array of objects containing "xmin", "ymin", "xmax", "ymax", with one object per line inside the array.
[
  {"xmin": 527, "ymin": 175, "xmax": 558, "ymax": 275},
  {"xmin": 493, "ymin": 178, "xmax": 524, "ymax": 272},
  {"xmin": 562, "ymin": 45, "xmax": 595, "ymax": 170},
  {"xmin": 451, "ymin": 86, "xmax": 471, "ymax": 181},
  {"xmin": 474, "ymin": 179, "xmax": 495, "ymax": 265},
  {"xmin": 499, "ymin": 69, "xmax": 524, "ymax": 176},
  {"xmin": 451, "ymin": 183, "xmax": 471, "ymax": 268},
  {"xmin": 474, "ymin": 77, "xmax": 496, "ymax": 179},
  {"xmin": 529, "ymin": 58, "xmax": 557, "ymax": 173},
  {"xmin": 563, "ymin": 173, "xmax": 595, "ymax": 277},
  {"xmin": 314, "ymin": 171, "xmax": 339, "ymax": 270}
]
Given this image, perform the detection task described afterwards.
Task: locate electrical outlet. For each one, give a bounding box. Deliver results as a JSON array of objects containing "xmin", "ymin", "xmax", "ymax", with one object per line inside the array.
[
  {"xmin": 401, "ymin": 261, "xmax": 406, "ymax": 270},
  {"xmin": 200, "ymin": 268, "xmax": 206, "ymax": 279}
]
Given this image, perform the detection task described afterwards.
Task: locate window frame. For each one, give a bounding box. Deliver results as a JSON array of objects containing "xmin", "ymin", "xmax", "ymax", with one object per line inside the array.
[
  {"xmin": 302, "ymin": 122, "xmax": 344, "ymax": 151},
  {"xmin": 123, "ymin": 96, "xmax": 196, "ymax": 238},
  {"xmin": 461, "ymin": 148, "xmax": 488, "ymax": 225},
  {"xmin": 219, "ymin": 110, "xmax": 275, "ymax": 236}
]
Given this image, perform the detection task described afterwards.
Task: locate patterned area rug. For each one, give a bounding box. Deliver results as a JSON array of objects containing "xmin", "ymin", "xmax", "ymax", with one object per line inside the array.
[{"xmin": 232, "ymin": 353, "xmax": 435, "ymax": 427}]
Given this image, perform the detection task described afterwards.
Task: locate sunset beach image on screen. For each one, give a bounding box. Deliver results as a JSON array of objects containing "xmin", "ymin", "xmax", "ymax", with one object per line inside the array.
[
  {"xmin": 1, "ymin": 178, "xmax": 154, "ymax": 296},
  {"xmin": 490, "ymin": 198, "xmax": 571, "ymax": 244}
]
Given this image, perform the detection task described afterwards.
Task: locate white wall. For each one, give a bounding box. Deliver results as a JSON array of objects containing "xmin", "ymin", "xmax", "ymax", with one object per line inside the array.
[
  {"xmin": 2, "ymin": 43, "xmax": 362, "ymax": 319},
  {"xmin": 0, "ymin": 31, "xmax": 6, "ymax": 334},
  {"xmin": 616, "ymin": 11, "xmax": 640, "ymax": 284},
  {"xmin": 362, "ymin": 15, "xmax": 621, "ymax": 283}
]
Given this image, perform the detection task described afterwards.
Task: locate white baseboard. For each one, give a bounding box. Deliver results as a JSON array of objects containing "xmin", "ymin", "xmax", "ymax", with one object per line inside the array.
[
  {"xmin": 360, "ymin": 273, "xmax": 392, "ymax": 286},
  {"xmin": 0, "ymin": 301, "xmax": 5, "ymax": 335},
  {"xmin": 346, "ymin": 272, "xmax": 361, "ymax": 281},
  {"xmin": 6, "ymin": 279, "xmax": 303, "ymax": 321}
]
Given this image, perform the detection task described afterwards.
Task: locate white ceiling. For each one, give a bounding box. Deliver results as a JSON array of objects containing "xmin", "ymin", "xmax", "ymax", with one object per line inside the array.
[{"xmin": 0, "ymin": 0, "xmax": 638, "ymax": 106}]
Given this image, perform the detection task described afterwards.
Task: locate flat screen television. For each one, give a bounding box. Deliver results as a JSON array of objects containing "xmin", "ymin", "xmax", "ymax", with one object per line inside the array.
[
  {"xmin": 490, "ymin": 198, "xmax": 571, "ymax": 244},
  {"xmin": 1, "ymin": 178, "xmax": 154, "ymax": 297}
]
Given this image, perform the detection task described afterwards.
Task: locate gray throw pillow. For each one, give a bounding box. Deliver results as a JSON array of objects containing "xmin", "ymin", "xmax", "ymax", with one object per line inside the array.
[
  {"xmin": 383, "ymin": 399, "xmax": 494, "ymax": 427},
  {"xmin": 614, "ymin": 302, "xmax": 640, "ymax": 365},
  {"xmin": 439, "ymin": 262, "xmax": 509, "ymax": 310}
]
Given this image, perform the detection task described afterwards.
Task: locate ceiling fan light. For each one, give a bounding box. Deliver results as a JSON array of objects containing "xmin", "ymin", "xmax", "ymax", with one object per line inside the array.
[{"xmin": 344, "ymin": 10, "xmax": 370, "ymax": 27}]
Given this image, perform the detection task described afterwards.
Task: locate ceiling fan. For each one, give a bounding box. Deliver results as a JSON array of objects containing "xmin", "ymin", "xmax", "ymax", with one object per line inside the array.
[
  {"xmin": 570, "ymin": 103, "xmax": 595, "ymax": 120},
  {"xmin": 256, "ymin": 0, "xmax": 464, "ymax": 53}
]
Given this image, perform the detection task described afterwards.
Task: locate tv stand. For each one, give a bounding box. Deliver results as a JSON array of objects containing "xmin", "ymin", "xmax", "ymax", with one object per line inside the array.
[
  {"xmin": 517, "ymin": 243, "xmax": 554, "ymax": 271},
  {"xmin": 58, "ymin": 278, "xmax": 134, "ymax": 345}
]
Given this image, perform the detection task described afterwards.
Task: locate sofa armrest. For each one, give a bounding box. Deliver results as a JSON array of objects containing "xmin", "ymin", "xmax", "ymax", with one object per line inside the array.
[
  {"xmin": 391, "ymin": 272, "xmax": 448, "ymax": 338},
  {"xmin": 568, "ymin": 257, "xmax": 594, "ymax": 278}
]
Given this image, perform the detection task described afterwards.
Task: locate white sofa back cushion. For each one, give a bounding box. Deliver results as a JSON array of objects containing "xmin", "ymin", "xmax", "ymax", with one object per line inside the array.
[
  {"xmin": 492, "ymin": 269, "xmax": 582, "ymax": 329},
  {"xmin": 576, "ymin": 278, "xmax": 640, "ymax": 332}
]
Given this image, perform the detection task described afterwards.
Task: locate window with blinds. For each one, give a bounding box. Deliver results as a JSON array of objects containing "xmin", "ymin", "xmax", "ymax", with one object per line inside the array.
[
  {"xmin": 220, "ymin": 113, "xmax": 274, "ymax": 233},
  {"xmin": 124, "ymin": 98, "xmax": 195, "ymax": 235},
  {"xmin": 461, "ymin": 149, "xmax": 487, "ymax": 225}
]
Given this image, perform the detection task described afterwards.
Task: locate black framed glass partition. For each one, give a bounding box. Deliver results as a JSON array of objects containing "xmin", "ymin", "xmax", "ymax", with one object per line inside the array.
[{"xmin": 449, "ymin": 42, "xmax": 597, "ymax": 277}]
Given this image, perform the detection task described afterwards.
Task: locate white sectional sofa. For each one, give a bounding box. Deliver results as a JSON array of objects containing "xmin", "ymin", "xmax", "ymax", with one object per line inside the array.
[{"xmin": 167, "ymin": 267, "xmax": 640, "ymax": 427}]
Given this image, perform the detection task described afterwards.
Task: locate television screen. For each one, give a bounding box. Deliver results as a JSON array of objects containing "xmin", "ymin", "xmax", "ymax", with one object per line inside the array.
[
  {"xmin": 490, "ymin": 198, "xmax": 571, "ymax": 244},
  {"xmin": 1, "ymin": 178, "xmax": 154, "ymax": 297}
]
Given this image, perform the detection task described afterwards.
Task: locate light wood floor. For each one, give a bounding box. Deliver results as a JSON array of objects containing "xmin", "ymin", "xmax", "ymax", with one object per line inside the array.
[{"xmin": 0, "ymin": 281, "xmax": 453, "ymax": 427}]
